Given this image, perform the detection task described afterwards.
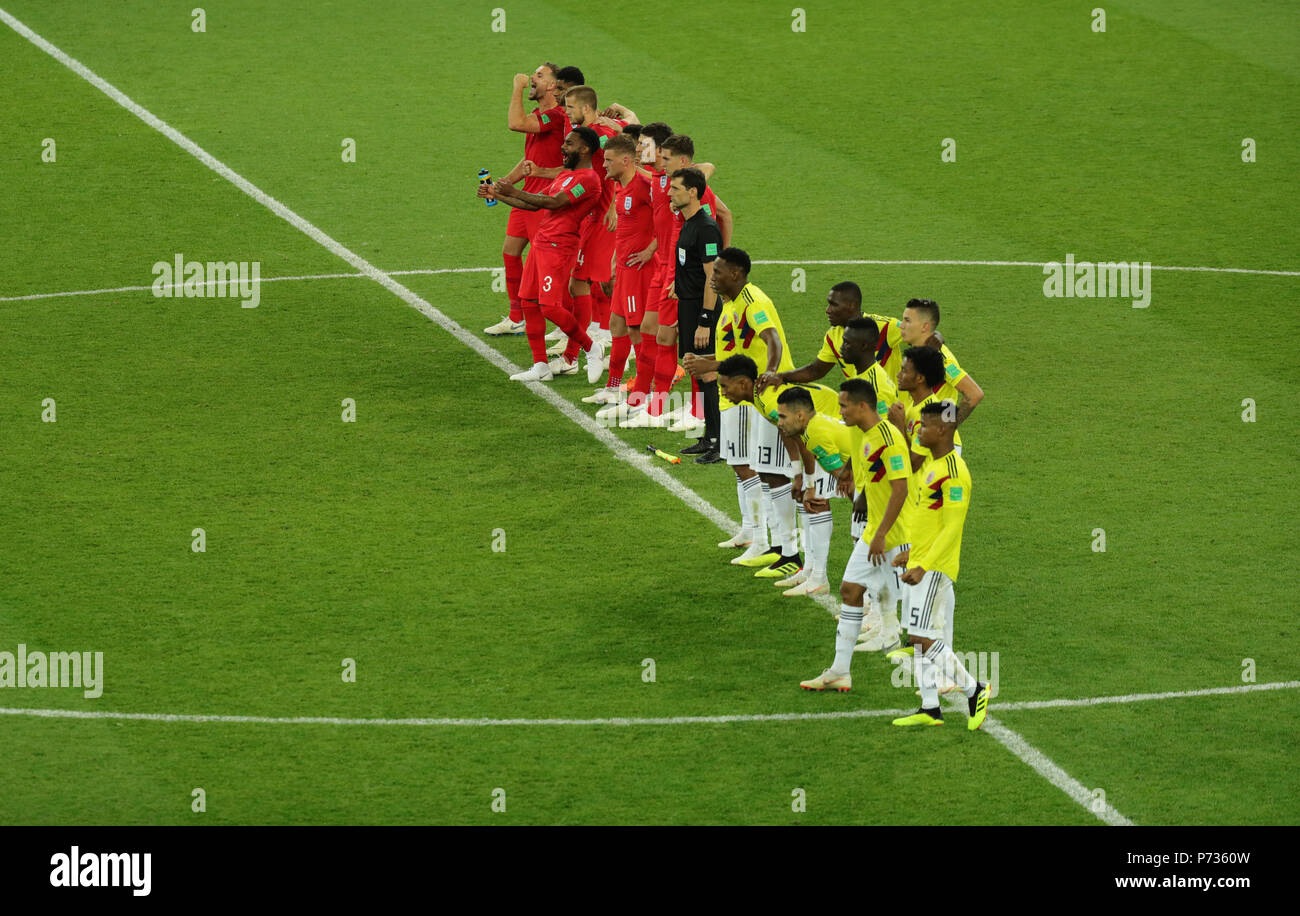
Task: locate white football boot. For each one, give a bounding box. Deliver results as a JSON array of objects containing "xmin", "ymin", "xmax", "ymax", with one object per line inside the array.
[
  {"xmin": 509, "ymin": 362, "xmax": 555, "ymax": 382},
  {"xmin": 484, "ymin": 316, "xmax": 526, "ymax": 336}
]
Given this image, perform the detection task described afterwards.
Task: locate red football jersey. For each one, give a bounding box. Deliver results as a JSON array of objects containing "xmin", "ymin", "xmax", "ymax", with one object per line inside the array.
[
  {"xmin": 523, "ymin": 106, "xmax": 567, "ymax": 194},
  {"xmin": 649, "ymin": 169, "xmax": 675, "ymax": 268},
  {"xmin": 533, "ymin": 168, "xmax": 603, "ymax": 248},
  {"xmin": 587, "ymin": 120, "xmax": 626, "ymax": 215},
  {"xmin": 613, "ymin": 171, "xmax": 655, "ymax": 259}
]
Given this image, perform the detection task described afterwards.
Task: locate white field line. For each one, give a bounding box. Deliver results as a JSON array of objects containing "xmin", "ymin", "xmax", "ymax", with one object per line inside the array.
[
  {"xmin": 752, "ymin": 259, "xmax": 1300, "ymax": 277},
  {"xmin": 1, "ymin": 681, "xmax": 1293, "ymax": 729},
  {"xmin": 12, "ymin": 7, "xmax": 1270, "ymax": 826},
  {"xmin": 994, "ymin": 679, "xmax": 1300, "ymax": 711},
  {"xmin": 4, "ymin": 255, "xmax": 1299, "ymax": 302},
  {"xmin": 0, "ymin": 267, "xmax": 492, "ymax": 303}
]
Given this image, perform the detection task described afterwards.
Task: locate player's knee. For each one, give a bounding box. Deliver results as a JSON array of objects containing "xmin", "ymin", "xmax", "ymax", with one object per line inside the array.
[
  {"xmin": 840, "ymin": 581, "xmax": 865, "ymax": 604},
  {"xmin": 502, "ymin": 236, "xmax": 526, "ymax": 257}
]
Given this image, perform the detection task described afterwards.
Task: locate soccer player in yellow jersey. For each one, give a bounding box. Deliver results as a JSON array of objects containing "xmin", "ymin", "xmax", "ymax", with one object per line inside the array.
[
  {"xmin": 800, "ymin": 378, "xmax": 911, "ymax": 692},
  {"xmin": 890, "ymin": 404, "xmax": 990, "ymax": 730},
  {"xmin": 714, "ymin": 355, "xmax": 815, "ymax": 582},
  {"xmin": 758, "ymin": 282, "xmax": 865, "ymax": 389},
  {"xmin": 897, "ymin": 298, "xmax": 984, "ymax": 429},
  {"xmin": 750, "ymin": 370, "xmax": 841, "ymax": 594},
  {"xmin": 888, "ymin": 345, "xmax": 961, "ymax": 468},
  {"xmin": 772, "ymin": 386, "xmax": 856, "ymax": 597},
  {"xmin": 685, "ymin": 250, "xmax": 796, "ymax": 562},
  {"xmin": 775, "ymin": 315, "xmax": 899, "ymax": 548},
  {"xmin": 838, "ymin": 318, "xmax": 897, "ymax": 426},
  {"xmin": 758, "ymin": 283, "xmax": 910, "ymax": 390}
]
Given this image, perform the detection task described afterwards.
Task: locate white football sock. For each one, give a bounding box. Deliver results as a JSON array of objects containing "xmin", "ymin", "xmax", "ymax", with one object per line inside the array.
[
  {"xmin": 767, "ymin": 482, "xmax": 797, "ymax": 556},
  {"xmin": 918, "ymin": 643, "xmax": 941, "ymax": 709},
  {"xmin": 740, "ymin": 475, "xmax": 766, "ymax": 547},
  {"xmin": 833, "ymin": 603, "xmax": 865, "ymax": 673},
  {"xmin": 934, "ymin": 639, "xmax": 976, "ymax": 697},
  {"xmin": 807, "ymin": 509, "xmax": 832, "ymax": 582}
]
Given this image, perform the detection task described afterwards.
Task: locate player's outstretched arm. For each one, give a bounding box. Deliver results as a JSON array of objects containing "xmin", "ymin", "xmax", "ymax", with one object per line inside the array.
[
  {"xmin": 493, "ymin": 181, "xmax": 571, "ymax": 211},
  {"xmin": 954, "ymin": 374, "xmax": 984, "ymax": 426},
  {"xmin": 682, "ymin": 353, "xmax": 721, "ymax": 377},
  {"xmin": 761, "ymin": 358, "xmax": 830, "ymax": 393}
]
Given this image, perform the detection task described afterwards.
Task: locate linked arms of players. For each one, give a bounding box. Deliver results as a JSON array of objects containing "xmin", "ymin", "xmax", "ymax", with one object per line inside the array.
[
  {"xmin": 682, "ymin": 327, "xmax": 783, "ymax": 379},
  {"xmin": 758, "ymin": 358, "xmax": 833, "ymax": 393},
  {"xmin": 479, "ymin": 180, "xmax": 577, "ymax": 211}
]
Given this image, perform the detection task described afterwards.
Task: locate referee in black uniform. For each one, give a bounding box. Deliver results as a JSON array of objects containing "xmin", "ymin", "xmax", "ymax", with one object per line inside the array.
[{"xmin": 667, "ymin": 167, "xmax": 724, "ymax": 463}]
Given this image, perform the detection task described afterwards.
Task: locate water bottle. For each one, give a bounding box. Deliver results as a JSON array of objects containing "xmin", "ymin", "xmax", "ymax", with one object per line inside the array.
[{"xmin": 478, "ymin": 168, "xmax": 496, "ymax": 207}]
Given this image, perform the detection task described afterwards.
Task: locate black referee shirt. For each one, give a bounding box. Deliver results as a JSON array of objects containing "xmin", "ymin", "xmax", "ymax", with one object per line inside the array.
[{"xmin": 674, "ymin": 208, "xmax": 722, "ymax": 303}]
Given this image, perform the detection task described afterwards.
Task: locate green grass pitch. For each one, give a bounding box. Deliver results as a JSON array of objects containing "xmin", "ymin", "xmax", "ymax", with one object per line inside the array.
[{"xmin": 1, "ymin": 0, "xmax": 1297, "ymax": 825}]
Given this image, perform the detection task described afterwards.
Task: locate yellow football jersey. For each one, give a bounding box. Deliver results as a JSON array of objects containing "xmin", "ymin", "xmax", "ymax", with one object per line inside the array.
[
  {"xmin": 857, "ymin": 418, "xmax": 912, "ymax": 550},
  {"xmin": 714, "ymin": 282, "xmax": 795, "ymax": 377},
  {"xmin": 935, "ymin": 343, "xmax": 968, "ymax": 405},
  {"xmin": 907, "ymin": 449, "xmax": 972, "ymax": 581},
  {"xmin": 856, "ymin": 362, "xmax": 898, "ymax": 416},
  {"xmin": 801, "ymin": 412, "xmax": 855, "ymax": 474},
  {"xmin": 816, "ymin": 325, "xmax": 852, "ymax": 377},
  {"xmin": 866, "ymin": 313, "xmax": 907, "ymax": 380},
  {"xmin": 898, "ymin": 387, "xmax": 962, "ymax": 458},
  {"xmin": 753, "ymin": 382, "xmax": 840, "ymax": 425}
]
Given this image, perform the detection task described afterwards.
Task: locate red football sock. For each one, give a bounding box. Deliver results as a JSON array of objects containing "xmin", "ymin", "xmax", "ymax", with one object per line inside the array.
[
  {"xmin": 606, "ymin": 334, "xmax": 632, "ymax": 388},
  {"xmin": 629, "ymin": 338, "xmax": 657, "ymax": 408},
  {"xmin": 650, "ymin": 341, "xmax": 679, "ymax": 417},
  {"xmin": 691, "ymin": 376, "xmax": 702, "ymax": 418},
  {"xmin": 592, "ymin": 285, "xmax": 611, "ymax": 331},
  {"xmin": 522, "ymin": 302, "xmax": 547, "ymax": 365},
  {"xmin": 564, "ymin": 294, "xmax": 593, "ymax": 362},
  {"xmin": 542, "ymin": 301, "xmax": 591, "ymax": 353},
  {"xmin": 503, "ymin": 252, "xmax": 524, "ymax": 323}
]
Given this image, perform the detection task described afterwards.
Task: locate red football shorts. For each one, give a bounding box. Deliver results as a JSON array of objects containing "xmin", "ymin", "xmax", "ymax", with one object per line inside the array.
[
  {"xmin": 506, "ymin": 206, "xmax": 543, "ymax": 241},
  {"xmin": 519, "ymin": 242, "xmax": 576, "ymax": 308},
  {"xmin": 651, "ymin": 263, "xmax": 677, "ymax": 326},
  {"xmin": 573, "ymin": 217, "xmax": 615, "ymax": 283},
  {"xmin": 611, "ymin": 259, "xmax": 652, "ymax": 325}
]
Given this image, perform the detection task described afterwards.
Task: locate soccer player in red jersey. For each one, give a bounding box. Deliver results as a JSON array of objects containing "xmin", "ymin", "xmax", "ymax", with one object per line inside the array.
[
  {"xmin": 621, "ymin": 122, "xmax": 676, "ymax": 415},
  {"xmin": 555, "ymin": 86, "xmax": 626, "ymax": 372},
  {"xmin": 661, "ymin": 135, "xmax": 731, "ymax": 248},
  {"xmin": 480, "ymin": 128, "xmax": 607, "ymax": 384},
  {"xmin": 585, "ymin": 134, "xmax": 656, "ymax": 409},
  {"xmin": 485, "ymin": 65, "xmax": 567, "ymax": 337}
]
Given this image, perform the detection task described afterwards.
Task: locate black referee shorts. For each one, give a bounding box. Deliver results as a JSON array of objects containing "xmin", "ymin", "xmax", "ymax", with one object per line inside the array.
[{"xmin": 676, "ymin": 298, "xmax": 721, "ymax": 359}]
